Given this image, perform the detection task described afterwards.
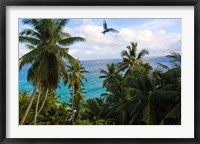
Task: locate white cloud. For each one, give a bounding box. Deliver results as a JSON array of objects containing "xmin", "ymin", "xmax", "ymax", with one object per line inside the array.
[
  {"xmin": 19, "ymin": 19, "xmax": 181, "ymax": 60},
  {"xmin": 64, "ymin": 20, "xmax": 181, "ymax": 60},
  {"xmin": 118, "ymin": 28, "xmax": 180, "ymax": 51},
  {"xmin": 72, "ymin": 19, "xmax": 102, "ymax": 26},
  {"xmin": 77, "ymin": 25, "xmax": 114, "ymax": 45}
]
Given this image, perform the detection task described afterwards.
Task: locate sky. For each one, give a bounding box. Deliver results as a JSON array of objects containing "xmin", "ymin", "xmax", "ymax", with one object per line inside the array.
[{"xmin": 19, "ymin": 18, "xmax": 181, "ymax": 60}]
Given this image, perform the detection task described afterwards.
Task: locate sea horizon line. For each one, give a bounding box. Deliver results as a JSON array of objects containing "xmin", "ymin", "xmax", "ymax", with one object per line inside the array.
[{"xmin": 77, "ymin": 55, "xmax": 167, "ymax": 62}]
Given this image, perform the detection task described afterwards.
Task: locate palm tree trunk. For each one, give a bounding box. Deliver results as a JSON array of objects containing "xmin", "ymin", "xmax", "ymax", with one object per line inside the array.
[
  {"xmin": 36, "ymin": 89, "xmax": 49, "ymax": 117},
  {"xmin": 72, "ymin": 88, "xmax": 75, "ymax": 125},
  {"xmin": 20, "ymin": 82, "xmax": 39, "ymax": 125},
  {"xmin": 34, "ymin": 87, "xmax": 41, "ymax": 125}
]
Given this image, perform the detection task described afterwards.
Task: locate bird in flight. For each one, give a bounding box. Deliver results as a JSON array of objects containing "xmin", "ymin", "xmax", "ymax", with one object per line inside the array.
[{"xmin": 101, "ymin": 19, "xmax": 119, "ymax": 35}]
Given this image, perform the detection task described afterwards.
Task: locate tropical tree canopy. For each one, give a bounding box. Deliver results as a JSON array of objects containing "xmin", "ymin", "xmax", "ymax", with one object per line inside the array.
[
  {"xmin": 19, "ymin": 19, "xmax": 86, "ymax": 90},
  {"xmin": 19, "ymin": 19, "xmax": 181, "ymax": 126}
]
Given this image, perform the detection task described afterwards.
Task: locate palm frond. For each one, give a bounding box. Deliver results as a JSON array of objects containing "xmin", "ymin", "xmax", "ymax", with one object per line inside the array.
[
  {"xmin": 166, "ymin": 52, "xmax": 181, "ymax": 63},
  {"xmin": 19, "ymin": 36, "xmax": 40, "ymax": 45},
  {"xmin": 19, "ymin": 48, "xmax": 42, "ymax": 70},
  {"xmin": 160, "ymin": 103, "xmax": 181, "ymax": 125},
  {"xmin": 22, "ymin": 19, "xmax": 39, "ymax": 28},
  {"xmin": 55, "ymin": 19, "xmax": 69, "ymax": 33},
  {"xmin": 58, "ymin": 37, "xmax": 85, "ymax": 46},
  {"xmin": 150, "ymin": 90, "xmax": 179, "ymax": 105},
  {"xmin": 137, "ymin": 49, "xmax": 149, "ymax": 59},
  {"xmin": 121, "ymin": 50, "xmax": 131, "ymax": 59},
  {"xmin": 140, "ymin": 103, "xmax": 156, "ymax": 125},
  {"xmin": 20, "ymin": 29, "xmax": 41, "ymax": 38},
  {"xmin": 157, "ymin": 63, "xmax": 170, "ymax": 70},
  {"xmin": 26, "ymin": 45, "xmax": 36, "ymax": 50}
]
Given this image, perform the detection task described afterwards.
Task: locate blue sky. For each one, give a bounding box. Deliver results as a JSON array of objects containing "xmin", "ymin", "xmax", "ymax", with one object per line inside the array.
[{"xmin": 19, "ymin": 18, "xmax": 181, "ymax": 60}]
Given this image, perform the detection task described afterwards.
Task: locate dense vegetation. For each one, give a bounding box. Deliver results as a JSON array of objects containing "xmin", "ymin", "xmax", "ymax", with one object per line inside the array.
[{"xmin": 19, "ymin": 19, "xmax": 181, "ymax": 125}]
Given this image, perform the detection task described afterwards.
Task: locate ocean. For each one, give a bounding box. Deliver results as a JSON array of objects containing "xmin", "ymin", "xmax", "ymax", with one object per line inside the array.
[{"xmin": 19, "ymin": 57, "xmax": 172, "ymax": 102}]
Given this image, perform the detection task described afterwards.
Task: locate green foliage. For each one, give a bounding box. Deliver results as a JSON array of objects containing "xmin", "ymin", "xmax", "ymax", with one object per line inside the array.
[
  {"xmin": 75, "ymin": 118, "xmax": 110, "ymax": 125},
  {"xmin": 95, "ymin": 119, "xmax": 109, "ymax": 125},
  {"xmin": 75, "ymin": 119, "xmax": 93, "ymax": 125},
  {"xmin": 19, "ymin": 19, "xmax": 86, "ymax": 90},
  {"xmin": 118, "ymin": 42, "xmax": 149, "ymax": 76},
  {"xmin": 19, "ymin": 91, "xmax": 72, "ymax": 125},
  {"xmin": 19, "ymin": 20, "xmax": 181, "ymax": 126},
  {"xmin": 64, "ymin": 60, "xmax": 88, "ymax": 124},
  {"xmin": 98, "ymin": 43, "xmax": 181, "ymax": 125},
  {"xmin": 19, "ymin": 19, "xmax": 86, "ymax": 124}
]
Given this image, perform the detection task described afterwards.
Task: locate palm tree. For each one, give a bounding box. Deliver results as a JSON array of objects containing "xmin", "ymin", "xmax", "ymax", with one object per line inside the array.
[
  {"xmin": 83, "ymin": 97, "xmax": 107, "ymax": 124},
  {"xmin": 101, "ymin": 88, "xmax": 129, "ymax": 124},
  {"xmin": 19, "ymin": 91, "xmax": 31, "ymax": 122},
  {"xmin": 119, "ymin": 42, "xmax": 149, "ymax": 76},
  {"xmin": 64, "ymin": 60, "xmax": 88, "ymax": 124},
  {"xmin": 73, "ymin": 88, "xmax": 86, "ymax": 121},
  {"xmin": 99, "ymin": 63, "xmax": 122, "ymax": 91},
  {"xmin": 156, "ymin": 52, "xmax": 181, "ymax": 124},
  {"xmin": 157, "ymin": 52, "xmax": 181, "ymax": 71},
  {"xmin": 31, "ymin": 92, "xmax": 71, "ymax": 125},
  {"xmin": 100, "ymin": 64, "xmax": 132, "ymax": 124},
  {"xmin": 166, "ymin": 52, "xmax": 181, "ymax": 66},
  {"xmin": 101, "ymin": 62, "xmax": 180, "ymax": 125},
  {"xmin": 124, "ymin": 64, "xmax": 180, "ymax": 125},
  {"xmin": 19, "ymin": 19, "xmax": 85, "ymax": 125}
]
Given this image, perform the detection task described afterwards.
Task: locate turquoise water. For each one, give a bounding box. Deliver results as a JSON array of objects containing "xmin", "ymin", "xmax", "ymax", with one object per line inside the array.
[{"xmin": 19, "ymin": 57, "xmax": 172, "ymax": 102}]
